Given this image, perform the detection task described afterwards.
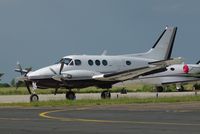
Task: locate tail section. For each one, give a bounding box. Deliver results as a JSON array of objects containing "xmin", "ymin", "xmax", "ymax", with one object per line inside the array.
[
  {"xmin": 196, "ymin": 60, "xmax": 200, "ymax": 64},
  {"xmin": 130, "ymin": 26, "xmax": 177, "ymax": 61}
]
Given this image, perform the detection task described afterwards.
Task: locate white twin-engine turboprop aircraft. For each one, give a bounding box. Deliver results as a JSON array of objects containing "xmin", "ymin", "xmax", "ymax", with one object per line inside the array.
[
  {"xmin": 15, "ymin": 26, "xmax": 181, "ymax": 102},
  {"xmin": 129, "ymin": 60, "xmax": 200, "ymax": 92}
]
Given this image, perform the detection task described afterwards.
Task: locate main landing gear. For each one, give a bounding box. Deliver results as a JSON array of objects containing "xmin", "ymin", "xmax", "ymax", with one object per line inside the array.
[
  {"xmin": 101, "ymin": 90, "xmax": 111, "ymax": 99},
  {"xmin": 55, "ymin": 87, "xmax": 76, "ymax": 100},
  {"xmin": 66, "ymin": 91, "xmax": 76, "ymax": 100},
  {"xmin": 155, "ymin": 86, "xmax": 164, "ymax": 92}
]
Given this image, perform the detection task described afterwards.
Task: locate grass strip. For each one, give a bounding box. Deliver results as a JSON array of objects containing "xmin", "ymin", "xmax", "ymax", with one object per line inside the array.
[
  {"xmin": 1, "ymin": 95, "xmax": 200, "ymax": 107},
  {"xmin": 0, "ymin": 84, "xmax": 188, "ymax": 95}
]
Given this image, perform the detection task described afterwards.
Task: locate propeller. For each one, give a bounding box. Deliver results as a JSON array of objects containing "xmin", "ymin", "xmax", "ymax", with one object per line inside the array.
[
  {"xmin": 49, "ymin": 68, "xmax": 57, "ymax": 75},
  {"xmin": 50, "ymin": 59, "xmax": 65, "ymax": 76},
  {"xmin": 49, "ymin": 60, "xmax": 66, "ymax": 94},
  {"xmin": 17, "ymin": 61, "xmax": 23, "ymax": 75},
  {"xmin": 50, "ymin": 60, "xmax": 71, "ymax": 85},
  {"xmin": 59, "ymin": 59, "xmax": 65, "ymax": 75},
  {"xmin": 15, "ymin": 62, "xmax": 32, "ymax": 94},
  {"xmin": 25, "ymin": 67, "xmax": 32, "ymax": 76}
]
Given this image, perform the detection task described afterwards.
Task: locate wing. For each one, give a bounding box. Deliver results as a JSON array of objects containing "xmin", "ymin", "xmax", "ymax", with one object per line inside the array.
[
  {"xmin": 93, "ymin": 66, "xmax": 166, "ymax": 81},
  {"xmin": 179, "ymin": 73, "xmax": 200, "ymax": 78},
  {"xmin": 93, "ymin": 58, "xmax": 183, "ymax": 81}
]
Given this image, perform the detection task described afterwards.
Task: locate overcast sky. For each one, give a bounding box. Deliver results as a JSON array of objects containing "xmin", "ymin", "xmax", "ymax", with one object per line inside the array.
[{"xmin": 0, "ymin": 0, "xmax": 200, "ymax": 83}]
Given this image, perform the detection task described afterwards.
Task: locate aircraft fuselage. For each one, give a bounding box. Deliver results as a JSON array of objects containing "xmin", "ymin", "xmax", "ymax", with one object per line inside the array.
[{"xmin": 27, "ymin": 55, "xmax": 154, "ymax": 89}]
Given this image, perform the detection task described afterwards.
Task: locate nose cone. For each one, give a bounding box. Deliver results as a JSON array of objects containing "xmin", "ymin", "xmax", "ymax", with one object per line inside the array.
[{"xmin": 27, "ymin": 64, "xmax": 60, "ymax": 79}]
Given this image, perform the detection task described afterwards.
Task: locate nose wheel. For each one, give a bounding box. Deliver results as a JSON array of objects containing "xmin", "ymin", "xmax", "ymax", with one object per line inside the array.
[
  {"xmin": 30, "ymin": 94, "xmax": 39, "ymax": 102},
  {"xmin": 26, "ymin": 82, "xmax": 39, "ymax": 102}
]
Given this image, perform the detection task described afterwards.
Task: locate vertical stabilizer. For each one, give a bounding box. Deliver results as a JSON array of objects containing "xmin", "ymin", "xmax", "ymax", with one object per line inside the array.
[
  {"xmin": 196, "ymin": 60, "xmax": 200, "ymax": 64},
  {"xmin": 131, "ymin": 26, "xmax": 177, "ymax": 61}
]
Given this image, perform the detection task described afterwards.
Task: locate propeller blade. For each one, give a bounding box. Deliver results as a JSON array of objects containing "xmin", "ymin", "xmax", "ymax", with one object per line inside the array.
[
  {"xmin": 24, "ymin": 67, "xmax": 32, "ymax": 76},
  {"xmin": 26, "ymin": 67, "xmax": 32, "ymax": 73},
  {"xmin": 59, "ymin": 61, "xmax": 65, "ymax": 75},
  {"xmin": 17, "ymin": 62, "xmax": 23, "ymax": 75},
  {"xmin": 16, "ymin": 76, "xmax": 28, "ymax": 81},
  {"xmin": 49, "ymin": 68, "xmax": 57, "ymax": 75},
  {"xmin": 15, "ymin": 62, "xmax": 31, "ymax": 75},
  {"xmin": 25, "ymin": 81, "xmax": 32, "ymax": 94}
]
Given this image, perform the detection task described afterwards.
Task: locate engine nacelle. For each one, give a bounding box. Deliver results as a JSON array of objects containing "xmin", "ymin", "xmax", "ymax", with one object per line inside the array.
[{"xmin": 62, "ymin": 70, "xmax": 97, "ymax": 80}]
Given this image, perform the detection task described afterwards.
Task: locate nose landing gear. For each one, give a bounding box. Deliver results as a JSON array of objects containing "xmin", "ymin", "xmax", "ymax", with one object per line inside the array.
[
  {"xmin": 29, "ymin": 82, "xmax": 39, "ymax": 102},
  {"xmin": 30, "ymin": 94, "xmax": 39, "ymax": 102}
]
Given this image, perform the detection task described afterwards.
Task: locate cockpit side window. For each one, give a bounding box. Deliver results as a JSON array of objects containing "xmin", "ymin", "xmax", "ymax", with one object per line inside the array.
[
  {"xmin": 75, "ymin": 59, "xmax": 81, "ymax": 66},
  {"xmin": 69, "ymin": 60, "xmax": 74, "ymax": 65}
]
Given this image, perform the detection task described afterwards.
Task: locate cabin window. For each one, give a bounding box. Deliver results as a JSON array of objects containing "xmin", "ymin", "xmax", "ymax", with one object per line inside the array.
[
  {"xmin": 126, "ymin": 61, "xmax": 131, "ymax": 65},
  {"xmin": 75, "ymin": 59, "xmax": 81, "ymax": 66},
  {"xmin": 95, "ymin": 60, "xmax": 101, "ymax": 66},
  {"xmin": 88, "ymin": 60, "xmax": 93, "ymax": 66},
  {"xmin": 102, "ymin": 60, "xmax": 108, "ymax": 66}
]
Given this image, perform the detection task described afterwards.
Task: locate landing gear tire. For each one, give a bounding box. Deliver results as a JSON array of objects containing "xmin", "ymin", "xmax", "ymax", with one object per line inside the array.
[
  {"xmin": 30, "ymin": 94, "xmax": 39, "ymax": 102},
  {"xmin": 66, "ymin": 91, "xmax": 76, "ymax": 100},
  {"xmin": 101, "ymin": 91, "xmax": 111, "ymax": 99},
  {"xmin": 156, "ymin": 86, "xmax": 164, "ymax": 92}
]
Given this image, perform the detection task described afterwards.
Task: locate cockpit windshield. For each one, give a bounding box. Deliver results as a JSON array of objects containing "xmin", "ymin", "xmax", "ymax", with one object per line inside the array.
[{"xmin": 57, "ymin": 58, "xmax": 73, "ymax": 65}]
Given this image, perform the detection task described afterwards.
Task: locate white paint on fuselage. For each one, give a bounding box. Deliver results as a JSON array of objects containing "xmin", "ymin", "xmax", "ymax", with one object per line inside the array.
[{"xmin": 27, "ymin": 55, "xmax": 155, "ymax": 80}]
